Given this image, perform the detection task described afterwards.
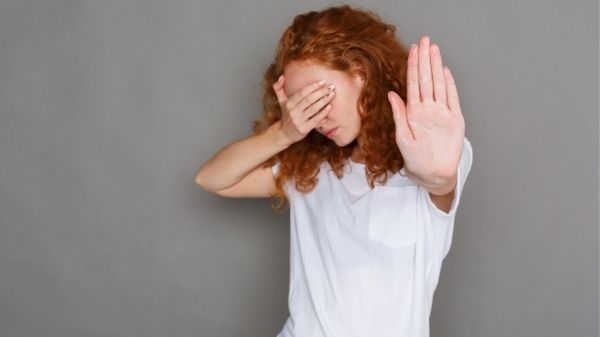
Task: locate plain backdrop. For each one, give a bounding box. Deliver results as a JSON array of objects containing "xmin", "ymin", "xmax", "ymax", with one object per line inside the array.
[{"xmin": 0, "ymin": 0, "xmax": 597, "ymax": 336}]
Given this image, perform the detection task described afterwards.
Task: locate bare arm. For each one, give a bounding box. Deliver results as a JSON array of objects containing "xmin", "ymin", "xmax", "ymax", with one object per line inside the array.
[
  {"xmin": 195, "ymin": 76, "xmax": 336, "ymax": 198},
  {"xmin": 194, "ymin": 121, "xmax": 290, "ymax": 195}
]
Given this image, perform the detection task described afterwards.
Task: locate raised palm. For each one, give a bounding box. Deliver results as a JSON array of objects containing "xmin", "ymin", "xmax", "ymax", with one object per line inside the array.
[{"xmin": 388, "ymin": 35, "xmax": 465, "ymax": 180}]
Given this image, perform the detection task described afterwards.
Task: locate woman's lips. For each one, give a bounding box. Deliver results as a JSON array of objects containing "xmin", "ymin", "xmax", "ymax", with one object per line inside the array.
[{"xmin": 325, "ymin": 127, "xmax": 338, "ymax": 137}]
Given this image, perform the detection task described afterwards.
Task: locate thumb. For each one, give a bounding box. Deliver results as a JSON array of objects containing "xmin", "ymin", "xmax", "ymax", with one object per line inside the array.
[
  {"xmin": 273, "ymin": 75, "xmax": 288, "ymax": 104},
  {"xmin": 388, "ymin": 91, "xmax": 412, "ymax": 145}
]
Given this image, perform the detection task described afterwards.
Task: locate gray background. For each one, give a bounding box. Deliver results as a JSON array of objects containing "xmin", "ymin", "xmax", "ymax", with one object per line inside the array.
[{"xmin": 0, "ymin": 0, "xmax": 597, "ymax": 336}]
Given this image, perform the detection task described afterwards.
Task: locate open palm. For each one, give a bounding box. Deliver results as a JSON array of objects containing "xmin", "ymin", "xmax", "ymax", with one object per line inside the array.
[{"xmin": 388, "ymin": 35, "xmax": 465, "ymax": 180}]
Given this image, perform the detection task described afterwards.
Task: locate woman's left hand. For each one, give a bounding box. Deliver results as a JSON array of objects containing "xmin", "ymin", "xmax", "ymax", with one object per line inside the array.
[{"xmin": 387, "ymin": 35, "xmax": 465, "ymax": 185}]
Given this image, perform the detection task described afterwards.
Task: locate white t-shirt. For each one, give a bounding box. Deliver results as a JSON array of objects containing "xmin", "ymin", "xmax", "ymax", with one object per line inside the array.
[{"xmin": 272, "ymin": 137, "xmax": 473, "ymax": 337}]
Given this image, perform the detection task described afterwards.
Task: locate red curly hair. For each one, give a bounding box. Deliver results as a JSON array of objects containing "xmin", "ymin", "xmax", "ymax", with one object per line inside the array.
[{"xmin": 252, "ymin": 4, "xmax": 410, "ymax": 212}]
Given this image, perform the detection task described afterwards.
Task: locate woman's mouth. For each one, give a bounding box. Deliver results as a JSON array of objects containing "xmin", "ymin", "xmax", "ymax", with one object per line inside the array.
[{"xmin": 325, "ymin": 127, "xmax": 338, "ymax": 137}]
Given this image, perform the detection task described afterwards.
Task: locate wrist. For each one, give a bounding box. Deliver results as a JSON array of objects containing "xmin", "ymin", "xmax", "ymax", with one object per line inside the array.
[
  {"xmin": 268, "ymin": 121, "xmax": 293, "ymax": 149},
  {"xmin": 405, "ymin": 167, "xmax": 456, "ymax": 195}
]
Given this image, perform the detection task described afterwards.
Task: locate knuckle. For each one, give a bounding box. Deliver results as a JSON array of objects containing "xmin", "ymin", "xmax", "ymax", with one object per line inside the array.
[{"xmin": 292, "ymin": 117, "xmax": 302, "ymax": 129}]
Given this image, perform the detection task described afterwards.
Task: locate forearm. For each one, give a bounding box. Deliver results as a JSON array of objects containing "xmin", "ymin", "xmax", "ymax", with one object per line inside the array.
[{"xmin": 194, "ymin": 121, "xmax": 291, "ymax": 191}]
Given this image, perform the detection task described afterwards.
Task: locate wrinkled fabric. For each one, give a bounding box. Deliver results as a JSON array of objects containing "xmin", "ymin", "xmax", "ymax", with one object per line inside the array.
[{"xmin": 273, "ymin": 137, "xmax": 473, "ymax": 337}]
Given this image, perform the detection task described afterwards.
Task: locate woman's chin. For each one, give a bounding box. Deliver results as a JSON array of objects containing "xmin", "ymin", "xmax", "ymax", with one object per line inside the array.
[{"xmin": 334, "ymin": 136, "xmax": 355, "ymax": 147}]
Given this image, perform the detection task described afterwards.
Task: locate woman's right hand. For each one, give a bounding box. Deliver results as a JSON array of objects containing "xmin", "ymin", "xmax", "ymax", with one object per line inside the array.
[{"xmin": 272, "ymin": 75, "xmax": 336, "ymax": 145}]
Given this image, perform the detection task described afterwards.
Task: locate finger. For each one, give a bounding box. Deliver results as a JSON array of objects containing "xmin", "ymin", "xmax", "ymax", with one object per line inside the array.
[
  {"xmin": 272, "ymin": 75, "xmax": 288, "ymax": 103},
  {"xmin": 302, "ymin": 88, "xmax": 335, "ymax": 120},
  {"xmin": 286, "ymin": 79, "xmax": 327, "ymax": 109},
  {"xmin": 318, "ymin": 117, "xmax": 328, "ymax": 127},
  {"xmin": 406, "ymin": 44, "xmax": 420, "ymax": 106},
  {"xmin": 307, "ymin": 104, "xmax": 332, "ymax": 130},
  {"xmin": 296, "ymin": 84, "xmax": 334, "ymax": 116},
  {"xmin": 430, "ymin": 44, "xmax": 447, "ymax": 104},
  {"xmin": 444, "ymin": 66, "xmax": 461, "ymax": 113},
  {"xmin": 418, "ymin": 35, "xmax": 434, "ymax": 102},
  {"xmin": 388, "ymin": 91, "xmax": 414, "ymax": 144}
]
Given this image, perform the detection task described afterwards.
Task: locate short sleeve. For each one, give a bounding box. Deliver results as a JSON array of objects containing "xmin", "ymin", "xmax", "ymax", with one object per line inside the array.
[
  {"xmin": 271, "ymin": 160, "xmax": 280, "ymax": 176},
  {"xmin": 271, "ymin": 160, "xmax": 292, "ymax": 197},
  {"xmin": 419, "ymin": 137, "xmax": 473, "ymax": 262},
  {"xmin": 422, "ymin": 136, "xmax": 473, "ymax": 218}
]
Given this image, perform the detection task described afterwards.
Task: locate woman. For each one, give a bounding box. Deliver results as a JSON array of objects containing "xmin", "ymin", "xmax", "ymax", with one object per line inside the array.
[{"xmin": 195, "ymin": 4, "xmax": 473, "ymax": 337}]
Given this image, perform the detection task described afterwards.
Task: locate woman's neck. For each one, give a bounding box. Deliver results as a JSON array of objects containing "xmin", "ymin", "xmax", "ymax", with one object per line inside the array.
[{"xmin": 350, "ymin": 142, "xmax": 367, "ymax": 164}]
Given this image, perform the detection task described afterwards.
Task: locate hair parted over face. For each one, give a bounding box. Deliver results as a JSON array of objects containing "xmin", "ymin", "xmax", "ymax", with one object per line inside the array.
[{"xmin": 252, "ymin": 4, "xmax": 410, "ymax": 212}]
